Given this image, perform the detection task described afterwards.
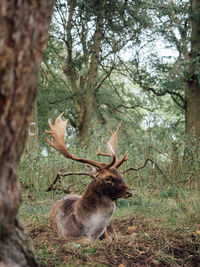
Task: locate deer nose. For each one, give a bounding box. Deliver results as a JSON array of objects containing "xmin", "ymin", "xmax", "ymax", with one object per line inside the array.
[{"xmin": 125, "ymin": 189, "xmax": 132, "ymax": 198}]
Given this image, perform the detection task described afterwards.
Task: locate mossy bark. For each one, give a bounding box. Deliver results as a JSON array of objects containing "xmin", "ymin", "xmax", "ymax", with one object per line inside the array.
[
  {"xmin": 0, "ymin": 1, "xmax": 54, "ymax": 265},
  {"xmin": 185, "ymin": 0, "xmax": 200, "ymax": 142}
]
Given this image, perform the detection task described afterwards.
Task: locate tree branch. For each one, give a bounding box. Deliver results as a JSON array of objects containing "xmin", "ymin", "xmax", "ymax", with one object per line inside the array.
[
  {"xmin": 94, "ymin": 63, "xmax": 115, "ymax": 93},
  {"xmin": 46, "ymin": 169, "xmax": 89, "ymax": 192}
]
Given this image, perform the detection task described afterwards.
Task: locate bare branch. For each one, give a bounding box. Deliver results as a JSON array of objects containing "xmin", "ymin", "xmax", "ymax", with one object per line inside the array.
[
  {"xmin": 94, "ymin": 63, "xmax": 115, "ymax": 93},
  {"xmin": 46, "ymin": 169, "xmax": 89, "ymax": 192}
]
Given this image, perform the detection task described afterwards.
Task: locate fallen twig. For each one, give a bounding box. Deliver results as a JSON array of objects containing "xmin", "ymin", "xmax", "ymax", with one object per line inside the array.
[
  {"xmin": 46, "ymin": 169, "xmax": 88, "ymax": 191},
  {"xmin": 173, "ymin": 173, "xmax": 195, "ymax": 185}
]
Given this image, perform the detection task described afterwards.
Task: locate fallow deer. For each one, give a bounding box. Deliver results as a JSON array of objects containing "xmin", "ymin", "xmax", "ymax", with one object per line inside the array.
[{"xmin": 46, "ymin": 113, "xmax": 132, "ymax": 241}]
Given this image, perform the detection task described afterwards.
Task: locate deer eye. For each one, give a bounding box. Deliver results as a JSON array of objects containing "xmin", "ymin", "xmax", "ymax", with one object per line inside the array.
[{"xmin": 105, "ymin": 177, "xmax": 112, "ymax": 183}]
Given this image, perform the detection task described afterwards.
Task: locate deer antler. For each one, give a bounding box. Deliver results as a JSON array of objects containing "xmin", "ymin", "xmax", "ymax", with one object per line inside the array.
[
  {"xmin": 45, "ymin": 113, "xmax": 116, "ymax": 169},
  {"xmin": 97, "ymin": 122, "xmax": 128, "ymax": 169}
]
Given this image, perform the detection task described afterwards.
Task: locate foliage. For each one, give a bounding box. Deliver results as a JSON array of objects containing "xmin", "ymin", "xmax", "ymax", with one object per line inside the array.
[
  {"xmin": 37, "ymin": 0, "xmax": 194, "ymax": 149},
  {"xmin": 125, "ymin": 0, "xmax": 200, "ymax": 138},
  {"xmin": 38, "ymin": 0, "xmax": 155, "ymax": 145},
  {"xmin": 126, "ymin": 0, "xmax": 188, "ymax": 106}
]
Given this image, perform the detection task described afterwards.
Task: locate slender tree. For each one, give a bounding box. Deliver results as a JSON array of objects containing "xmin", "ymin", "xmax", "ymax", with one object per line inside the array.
[
  {"xmin": 0, "ymin": 1, "xmax": 54, "ymax": 266},
  {"xmin": 186, "ymin": 0, "xmax": 200, "ymax": 140},
  {"xmin": 129, "ymin": 0, "xmax": 200, "ymax": 141},
  {"xmin": 42, "ymin": 0, "xmax": 150, "ymax": 146}
]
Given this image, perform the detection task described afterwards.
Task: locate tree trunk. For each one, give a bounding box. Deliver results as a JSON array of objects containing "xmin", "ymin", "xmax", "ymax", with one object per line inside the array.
[
  {"xmin": 63, "ymin": 0, "xmax": 105, "ymax": 146},
  {"xmin": 0, "ymin": 1, "xmax": 54, "ymax": 266},
  {"xmin": 80, "ymin": 91, "xmax": 94, "ymax": 146},
  {"xmin": 186, "ymin": 81, "xmax": 200, "ymax": 139},
  {"xmin": 186, "ymin": 0, "xmax": 200, "ymax": 142},
  {"xmin": 79, "ymin": 1, "xmax": 105, "ymax": 146}
]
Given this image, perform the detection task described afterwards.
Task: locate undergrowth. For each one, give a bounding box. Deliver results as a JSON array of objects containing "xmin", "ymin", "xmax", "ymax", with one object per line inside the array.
[{"xmin": 19, "ymin": 147, "xmax": 200, "ymax": 266}]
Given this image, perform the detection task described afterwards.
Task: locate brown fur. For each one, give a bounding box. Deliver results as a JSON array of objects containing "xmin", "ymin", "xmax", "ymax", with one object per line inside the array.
[{"xmin": 49, "ymin": 167, "xmax": 132, "ymax": 241}]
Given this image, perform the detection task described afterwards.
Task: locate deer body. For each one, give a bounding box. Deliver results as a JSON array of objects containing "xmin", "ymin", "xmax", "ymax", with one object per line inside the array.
[
  {"xmin": 50, "ymin": 193, "xmax": 116, "ymax": 240},
  {"xmin": 46, "ymin": 114, "xmax": 132, "ymax": 241}
]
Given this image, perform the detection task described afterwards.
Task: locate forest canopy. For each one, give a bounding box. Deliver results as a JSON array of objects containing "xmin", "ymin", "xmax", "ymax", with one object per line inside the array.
[{"xmin": 36, "ymin": 0, "xmax": 200, "ymax": 155}]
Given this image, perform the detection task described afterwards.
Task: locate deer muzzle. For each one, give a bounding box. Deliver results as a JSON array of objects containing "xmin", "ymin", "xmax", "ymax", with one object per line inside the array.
[{"xmin": 123, "ymin": 188, "xmax": 132, "ymax": 198}]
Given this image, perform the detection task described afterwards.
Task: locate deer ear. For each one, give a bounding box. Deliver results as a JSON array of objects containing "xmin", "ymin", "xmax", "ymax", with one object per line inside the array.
[{"xmin": 85, "ymin": 164, "xmax": 98, "ymax": 178}]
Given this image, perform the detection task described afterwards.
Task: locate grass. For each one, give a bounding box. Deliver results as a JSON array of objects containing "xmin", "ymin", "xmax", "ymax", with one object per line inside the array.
[
  {"xmin": 19, "ymin": 149, "xmax": 200, "ymax": 266},
  {"xmin": 19, "ymin": 183, "xmax": 200, "ymax": 267}
]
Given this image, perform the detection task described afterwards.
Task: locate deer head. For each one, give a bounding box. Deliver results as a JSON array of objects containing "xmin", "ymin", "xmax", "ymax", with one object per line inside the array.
[{"xmin": 46, "ymin": 113, "xmax": 132, "ymax": 241}]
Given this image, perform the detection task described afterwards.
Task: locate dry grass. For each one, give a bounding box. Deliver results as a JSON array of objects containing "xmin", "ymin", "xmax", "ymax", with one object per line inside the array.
[
  {"xmin": 19, "ymin": 154, "xmax": 200, "ymax": 267},
  {"xmin": 22, "ymin": 210, "xmax": 200, "ymax": 267}
]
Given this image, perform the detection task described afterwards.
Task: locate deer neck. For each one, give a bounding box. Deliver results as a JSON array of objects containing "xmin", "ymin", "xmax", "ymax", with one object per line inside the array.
[
  {"xmin": 76, "ymin": 180, "xmax": 116, "ymax": 215},
  {"xmin": 71, "ymin": 181, "xmax": 115, "ymax": 240}
]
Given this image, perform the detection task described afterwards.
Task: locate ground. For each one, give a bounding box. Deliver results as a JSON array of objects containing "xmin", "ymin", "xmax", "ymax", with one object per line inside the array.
[{"xmin": 20, "ymin": 186, "xmax": 200, "ymax": 267}]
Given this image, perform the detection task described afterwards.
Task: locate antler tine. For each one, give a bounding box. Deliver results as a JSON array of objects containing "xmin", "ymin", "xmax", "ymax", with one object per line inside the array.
[
  {"xmin": 45, "ymin": 113, "xmax": 104, "ymax": 169},
  {"xmin": 45, "ymin": 112, "xmax": 69, "ymax": 151},
  {"xmin": 97, "ymin": 146, "xmax": 111, "ymax": 157},
  {"xmin": 105, "ymin": 121, "xmax": 122, "ymax": 157},
  {"xmin": 97, "ymin": 145, "xmax": 117, "ymax": 169},
  {"xmin": 114, "ymin": 151, "xmax": 129, "ymax": 169},
  {"xmin": 97, "ymin": 122, "xmax": 122, "ymax": 169},
  {"xmin": 97, "ymin": 121, "xmax": 128, "ymax": 169},
  {"xmin": 98, "ymin": 122, "xmax": 122, "ymax": 157}
]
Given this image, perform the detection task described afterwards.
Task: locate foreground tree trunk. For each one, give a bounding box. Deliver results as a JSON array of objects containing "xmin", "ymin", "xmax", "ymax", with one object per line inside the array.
[
  {"xmin": 185, "ymin": 0, "xmax": 200, "ymax": 142},
  {"xmin": 0, "ymin": 1, "xmax": 54, "ymax": 266}
]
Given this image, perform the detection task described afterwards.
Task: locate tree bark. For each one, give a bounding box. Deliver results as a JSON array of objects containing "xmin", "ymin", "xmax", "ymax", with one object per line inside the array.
[
  {"xmin": 80, "ymin": 4, "xmax": 104, "ymax": 145},
  {"xmin": 0, "ymin": 1, "xmax": 54, "ymax": 266},
  {"xmin": 63, "ymin": 0, "xmax": 106, "ymax": 146},
  {"xmin": 185, "ymin": 0, "xmax": 200, "ymax": 142}
]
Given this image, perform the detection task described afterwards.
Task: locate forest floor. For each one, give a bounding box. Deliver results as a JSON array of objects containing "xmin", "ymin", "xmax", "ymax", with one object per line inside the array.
[{"xmin": 20, "ymin": 186, "xmax": 200, "ymax": 267}]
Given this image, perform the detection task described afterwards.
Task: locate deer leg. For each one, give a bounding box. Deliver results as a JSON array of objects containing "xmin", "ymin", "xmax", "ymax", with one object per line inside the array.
[{"xmin": 101, "ymin": 228, "xmax": 112, "ymax": 242}]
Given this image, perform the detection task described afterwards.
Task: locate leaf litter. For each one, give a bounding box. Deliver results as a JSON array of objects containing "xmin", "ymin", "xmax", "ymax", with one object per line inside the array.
[{"xmin": 26, "ymin": 213, "xmax": 200, "ymax": 267}]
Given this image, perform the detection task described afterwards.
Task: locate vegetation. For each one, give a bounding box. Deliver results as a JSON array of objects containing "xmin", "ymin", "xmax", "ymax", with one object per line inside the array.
[
  {"xmin": 20, "ymin": 192, "xmax": 200, "ymax": 266},
  {"xmin": 16, "ymin": 0, "xmax": 200, "ymax": 266},
  {"xmin": 38, "ymin": 0, "xmax": 200, "ymax": 148},
  {"xmin": 39, "ymin": 0, "xmax": 151, "ymax": 145},
  {"xmin": 19, "ymin": 133, "xmax": 200, "ymax": 266}
]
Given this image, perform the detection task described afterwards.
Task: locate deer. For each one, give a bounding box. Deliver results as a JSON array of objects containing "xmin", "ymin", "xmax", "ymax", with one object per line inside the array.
[{"xmin": 45, "ymin": 113, "xmax": 132, "ymax": 242}]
